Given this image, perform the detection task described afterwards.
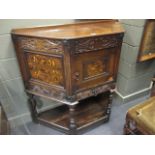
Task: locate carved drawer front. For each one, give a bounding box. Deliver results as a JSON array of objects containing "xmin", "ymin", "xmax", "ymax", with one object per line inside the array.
[
  {"xmin": 72, "ymin": 48, "xmax": 116, "ymax": 91},
  {"xmin": 19, "ymin": 37, "xmax": 64, "ymax": 54},
  {"xmin": 26, "ymin": 53, "xmax": 64, "ymax": 87}
]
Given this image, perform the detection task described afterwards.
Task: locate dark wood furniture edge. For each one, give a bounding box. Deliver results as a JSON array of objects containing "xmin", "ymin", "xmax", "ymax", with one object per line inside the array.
[{"xmin": 124, "ymin": 113, "xmax": 150, "ymax": 135}]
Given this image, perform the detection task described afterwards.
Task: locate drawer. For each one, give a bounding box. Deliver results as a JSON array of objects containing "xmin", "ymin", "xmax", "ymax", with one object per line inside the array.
[{"xmin": 71, "ymin": 48, "xmax": 117, "ymax": 92}]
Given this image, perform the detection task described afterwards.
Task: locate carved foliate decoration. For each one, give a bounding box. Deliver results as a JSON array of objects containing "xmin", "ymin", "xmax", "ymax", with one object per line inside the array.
[
  {"xmin": 28, "ymin": 84, "xmax": 66, "ymax": 100},
  {"xmin": 74, "ymin": 35, "xmax": 121, "ymax": 53},
  {"xmin": 76, "ymin": 84, "xmax": 115, "ymax": 101},
  {"xmin": 20, "ymin": 37, "xmax": 63, "ymax": 54},
  {"xmin": 27, "ymin": 53, "xmax": 64, "ymax": 86}
]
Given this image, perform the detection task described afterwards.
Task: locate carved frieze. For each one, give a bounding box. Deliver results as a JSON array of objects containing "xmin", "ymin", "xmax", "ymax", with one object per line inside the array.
[
  {"xmin": 27, "ymin": 53, "xmax": 64, "ymax": 86},
  {"xmin": 19, "ymin": 37, "xmax": 63, "ymax": 54},
  {"xmin": 74, "ymin": 35, "xmax": 121, "ymax": 53},
  {"xmin": 29, "ymin": 84, "xmax": 66, "ymax": 100},
  {"xmin": 76, "ymin": 84, "xmax": 115, "ymax": 100}
]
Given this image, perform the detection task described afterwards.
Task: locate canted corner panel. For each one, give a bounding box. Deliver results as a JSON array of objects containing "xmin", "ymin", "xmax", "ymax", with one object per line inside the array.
[
  {"xmin": 26, "ymin": 53, "xmax": 64, "ymax": 86},
  {"xmin": 19, "ymin": 37, "xmax": 64, "ymax": 54}
]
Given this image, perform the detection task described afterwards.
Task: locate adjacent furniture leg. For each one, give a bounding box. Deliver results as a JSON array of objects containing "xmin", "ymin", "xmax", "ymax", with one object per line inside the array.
[
  {"xmin": 124, "ymin": 116, "xmax": 138, "ymax": 135},
  {"xmin": 69, "ymin": 104, "xmax": 77, "ymax": 135},
  {"xmin": 27, "ymin": 94, "xmax": 38, "ymax": 123},
  {"xmin": 124, "ymin": 117, "xmax": 131, "ymax": 135}
]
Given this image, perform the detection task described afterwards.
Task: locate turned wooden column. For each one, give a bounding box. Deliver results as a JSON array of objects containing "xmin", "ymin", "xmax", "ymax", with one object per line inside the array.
[
  {"xmin": 124, "ymin": 117, "xmax": 131, "ymax": 135},
  {"xmin": 69, "ymin": 104, "xmax": 77, "ymax": 135},
  {"xmin": 27, "ymin": 94, "xmax": 38, "ymax": 123},
  {"xmin": 106, "ymin": 89, "xmax": 114, "ymax": 121}
]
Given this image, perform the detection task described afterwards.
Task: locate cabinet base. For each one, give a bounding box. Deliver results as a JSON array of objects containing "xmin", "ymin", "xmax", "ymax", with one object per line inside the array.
[{"xmin": 35, "ymin": 92, "xmax": 111, "ymax": 134}]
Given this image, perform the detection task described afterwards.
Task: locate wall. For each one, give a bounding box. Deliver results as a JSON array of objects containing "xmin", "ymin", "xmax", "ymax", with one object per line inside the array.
[
  {"xmin": 116, "ymin": 19, "xmax": 155, "ymax": 102},
  {"xmin": 0, "ymin": 19, "xmax": 74, "ymax": 129}
]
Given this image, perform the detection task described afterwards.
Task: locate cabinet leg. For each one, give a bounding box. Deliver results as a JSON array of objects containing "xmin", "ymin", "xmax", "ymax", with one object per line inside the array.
[
  {"xmin": 106, "ymin": 90, "xmax": 113, "ymax": 120},
  {"xmin": 124, "ymin": 119, "xmax": 131, "ymax": 135},
  {"xmin": 27, "ymin": 94, "xmax": 38, "ymax": 123},
  {"xmin": 69, "ymin": 104, "xmax": 77, "ymax": 135}
]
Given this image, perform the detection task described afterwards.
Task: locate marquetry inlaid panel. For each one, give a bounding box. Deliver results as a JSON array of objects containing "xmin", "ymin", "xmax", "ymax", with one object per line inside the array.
[
  {"xmin": 20, "ymin": 37, "xmax": 63, "ymax": 54},
  {"xmin": 85, "ymin": 59, "xmax": 106, "ymax": 79},
  {"xmin": 27, "ymin": 53, "xmax": 64, "ymax": 86}
]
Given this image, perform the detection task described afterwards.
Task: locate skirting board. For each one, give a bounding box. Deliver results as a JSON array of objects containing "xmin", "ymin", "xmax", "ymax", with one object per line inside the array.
[{"xmin": 115, "ymin": 82, "xmax": 152, "ymax": 104}]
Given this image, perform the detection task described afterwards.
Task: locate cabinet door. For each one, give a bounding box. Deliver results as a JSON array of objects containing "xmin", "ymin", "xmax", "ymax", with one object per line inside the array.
[{"xmin": 71, "ymin": 48, "xmax": 118, "ymax": 92}]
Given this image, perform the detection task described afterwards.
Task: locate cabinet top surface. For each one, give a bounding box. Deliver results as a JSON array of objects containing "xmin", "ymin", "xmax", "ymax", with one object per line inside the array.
[{"xmin": 12, "ymin": 20, "xmax": 124, "ymax": 39}]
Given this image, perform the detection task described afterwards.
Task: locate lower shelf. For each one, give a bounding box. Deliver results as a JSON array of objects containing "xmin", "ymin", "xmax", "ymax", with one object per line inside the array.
[{"xmin": 37, "ymin": 92, "xmax": 111, "ymax": 134}]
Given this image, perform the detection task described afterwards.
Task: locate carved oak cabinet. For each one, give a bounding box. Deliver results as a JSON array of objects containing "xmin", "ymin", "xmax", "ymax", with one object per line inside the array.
[{"xmin": 12, "ymin": 20, "xmax": 124, "ymax": 134}]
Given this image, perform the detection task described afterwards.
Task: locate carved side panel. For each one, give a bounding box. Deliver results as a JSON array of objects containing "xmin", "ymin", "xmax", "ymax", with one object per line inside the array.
[
  {"xmin": 27, "ymin": 53, "xmax": 64, "ymax": 86},
  {"xmin": 74, "ymin": 35, "xmax": 122, "ymax": 53},
  {"xmin": 19, "ymin": 37, "xmax": 63, "ymax": 54}
]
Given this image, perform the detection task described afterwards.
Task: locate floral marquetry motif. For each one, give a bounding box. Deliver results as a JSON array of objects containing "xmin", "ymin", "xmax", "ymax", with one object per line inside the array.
[
  {"xmin": 85, "ymin": 60, "xmax": 106, "ymax": 78},
  {"xmin": 20, "ymin": 37, "xmax": 63, "ymax": 54},
  {"xmin": 27, "ymin": 54, "xmax": 63, "ymax": 86}
]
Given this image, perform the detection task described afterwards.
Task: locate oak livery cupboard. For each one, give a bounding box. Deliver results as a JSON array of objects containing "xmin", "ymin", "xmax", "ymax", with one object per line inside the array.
[{"xmin": 12, "ymin": 20, "xmax": 124, "ymax": 134}]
